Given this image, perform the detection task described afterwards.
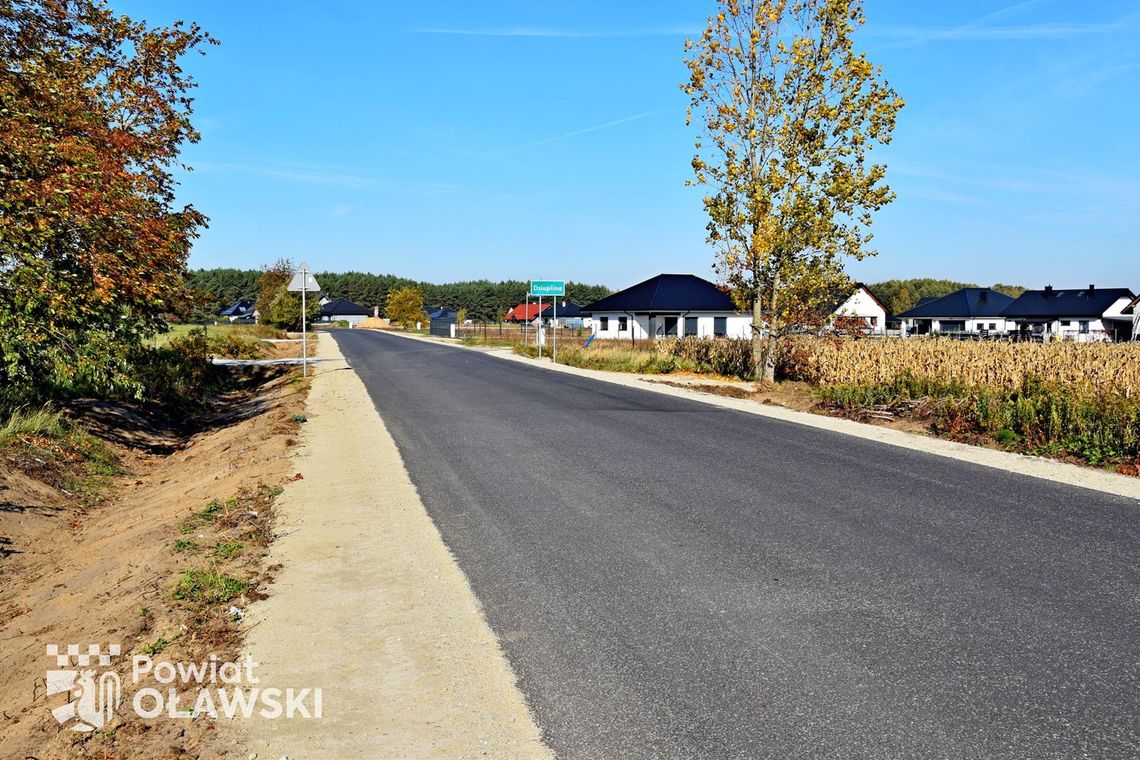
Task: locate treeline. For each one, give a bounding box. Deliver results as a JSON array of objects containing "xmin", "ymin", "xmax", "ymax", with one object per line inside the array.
[
  {"xmin": 868, "ymin": 279, "xmax": 1026, "ymax": 316},
  {"xmin": 185, "ymin": 268, "xmax": 612, "ymax": 323}
]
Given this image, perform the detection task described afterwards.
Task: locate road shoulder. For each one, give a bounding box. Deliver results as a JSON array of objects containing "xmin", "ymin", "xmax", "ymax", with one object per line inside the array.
[{"xmin": 229, "ymin": 332, "xmax": 551, "ymax": 758}]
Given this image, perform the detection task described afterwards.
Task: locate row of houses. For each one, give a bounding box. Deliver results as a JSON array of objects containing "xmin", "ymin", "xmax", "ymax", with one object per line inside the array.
[
  {"xmin": 220, "ymin": 274, "xmax": 1140, "ymax": 342},
  {"xmin": 895, "ymin": 285, "xmax": 1137, "ymax": 341},
  {"xmin": 500, "ymin": 274, "xmax": 1138, "ymax": 343}
]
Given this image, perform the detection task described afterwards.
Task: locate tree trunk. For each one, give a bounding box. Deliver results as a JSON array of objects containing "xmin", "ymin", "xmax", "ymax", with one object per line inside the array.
[
  {"xmin": 753, "ymin": 275, "xmax": 780, "ymax": 384},
  {"xmin": 751, "ymin": 296, "xmax": 766, "ymax": 381}
]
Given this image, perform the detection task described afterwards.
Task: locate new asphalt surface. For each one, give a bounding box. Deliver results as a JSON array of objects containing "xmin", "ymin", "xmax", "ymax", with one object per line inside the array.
[{"xmin": 335, "ymin": 329, "xmax": 1139, "ymax": 759}]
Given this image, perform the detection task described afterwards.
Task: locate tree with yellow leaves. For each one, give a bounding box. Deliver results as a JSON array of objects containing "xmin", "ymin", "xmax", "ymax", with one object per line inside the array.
[{"xmin": 683, "ymin": 0, "xmax": 903, "ymax": 381}]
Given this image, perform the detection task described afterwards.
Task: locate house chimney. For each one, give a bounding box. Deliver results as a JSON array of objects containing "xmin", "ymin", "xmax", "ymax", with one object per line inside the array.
[
  {"xmin": 979, "ymin": 290, "xmax": 987, "ymax": 302},
  {"xmin": 1044, "ymin": 285, "xmax": 1053, "ymax": 295},
  {"xmin": 1088, "ymin": 284, "xmax": 1095, "ymax": 292}
]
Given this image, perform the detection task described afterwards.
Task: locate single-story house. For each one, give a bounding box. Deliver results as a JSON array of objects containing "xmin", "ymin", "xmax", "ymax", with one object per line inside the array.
[
  {"xmin": 427, "ymin": 307, "xmax": 458, "ymax": 337},
  {"xmin": 318, "ymin": 297, "xmax": 371, "ymax": 327},
  {"xmin": 540, "ymin": 300, "xmax": 590, "ymax": 328},
  {"xmin": 219, "ymin": 299, "xmax": 255, "ymax": 323},
  {"xmin": 830, "ymin": 283, "xmax": 890, "ymax": 336},
  {"xmin": 1001, "ymin": 285, "xmax": 1136, "ymax": 342},
  {"xmin": 897, "ymin": 288, "xmax": 1015, "ymax": 336},
  {"xmin": 583, "ymin": 273, "xmax": 750, "ymax": 340},
  {"xmin": 504, "ymin": 303, "xmax": 545, "ymax": 323}
]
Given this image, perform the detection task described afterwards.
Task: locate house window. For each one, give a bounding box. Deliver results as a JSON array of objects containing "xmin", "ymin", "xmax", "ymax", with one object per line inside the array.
[
  {"xmin": 869, "ymin": 316, "xmax": 878, "ymax": 325},
  {"xmin": 714, "ymin": 317, "xmax": 727, "ymax": 337},
  {"xmin": 618, "ymin": 316, "xmax": 628, "ymax": 332},
  {"xmin": 1061, "ymin": 320, "xmax": 1072, "ymax": 327},
  {"xmin": 685, "ymin": 317, "xmax": 698, "ymax": 336},
  {"xmin": 1079, "ymin": 320, "xmax": 1090, "ymax": 334},
  {"xmin": 599, "ymin": 316, "xmax": 609, "ymax": 331},
  {"xmin": 988, "ymin": 323, "xmax": 996, "ymax": 330}
]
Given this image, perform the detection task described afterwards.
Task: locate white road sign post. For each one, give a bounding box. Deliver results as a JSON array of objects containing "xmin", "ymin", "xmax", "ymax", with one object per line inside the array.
[
  {"xmin": 287, "ymin": 262, "xmax": 321, "ymax": 377},
  {"xmin": 530, "ymin": 280, "xmax": 565, "ymax": 362}
]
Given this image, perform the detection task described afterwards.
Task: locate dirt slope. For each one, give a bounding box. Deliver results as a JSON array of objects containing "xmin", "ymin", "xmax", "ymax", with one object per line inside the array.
[{"xmin": 0, "ymin": 369, "xmax": 308, "ymax": 759}]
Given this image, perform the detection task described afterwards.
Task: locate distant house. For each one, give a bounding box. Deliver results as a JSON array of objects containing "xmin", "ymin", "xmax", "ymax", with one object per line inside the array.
[
  {"xmin": 318, "ymin": 297, "xmax": 371, "ymax": 327},
  {"xmin": 540, "ymin": 300, "xmax": 590, "ymax": 328},
  {"xmin": 1001, "ymin": 285, "xmax": 1136, "ymax": 342},
  {"xmin": 897, "ymin": 288, "xmax": 1015, "ymax": 336},
  {"xmin": 584, "ymin": 273, "xmax": 749, "ymax": 340},
  {"xmin": 219, "ymin": 299, "xmax": 255, "ymax": 323},
  {"xmin": 426, "ymin": 307, "xmax": 458, "ymax": 337},
  {"xmin": 504, "ymin": 303, "xmax": 545, "ymax": 323},
  {"xmin": 830, "ymin": 283, "xmax": 889, "ymax": 336},
  {"xmin": 1125, "ymin": 295, "xmax": 1140, "ymax": 341}
]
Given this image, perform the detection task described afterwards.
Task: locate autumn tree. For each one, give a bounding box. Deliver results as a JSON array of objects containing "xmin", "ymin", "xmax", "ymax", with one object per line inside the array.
[
  {"xmin": 0, "ymin": 0, "xmax": 215, "ymax": 405},
  {"xmin": 683, "ymin": 0, "xmax": 903, "ymax": 381},
  {"xmin": 386, "ymin": 286, "xmax": 427, "ymax": 329}
]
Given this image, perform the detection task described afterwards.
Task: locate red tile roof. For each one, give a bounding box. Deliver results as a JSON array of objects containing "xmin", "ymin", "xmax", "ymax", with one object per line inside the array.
[{"xmin": 505, "ymin": 303, "xmax": 546, "ymax": 321}]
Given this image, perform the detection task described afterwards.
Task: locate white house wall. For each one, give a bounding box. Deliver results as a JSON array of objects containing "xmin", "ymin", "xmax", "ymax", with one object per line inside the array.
[
  {"xmin": 903, "ymin": 317, "xmax": 1011, "ymax": 334},
  {"xmin": 591, "ymin": 312, "xmax": 750, "ymax": 340},
  {"xmin": 833, "ymin": 288, "xmax": 887, "ymax": 335}
]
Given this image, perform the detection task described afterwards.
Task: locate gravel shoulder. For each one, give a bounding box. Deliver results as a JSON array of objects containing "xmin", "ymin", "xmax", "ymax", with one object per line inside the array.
[{"xmin": 229, "ymin": 332, "xmax": 550, "ymax": 758}]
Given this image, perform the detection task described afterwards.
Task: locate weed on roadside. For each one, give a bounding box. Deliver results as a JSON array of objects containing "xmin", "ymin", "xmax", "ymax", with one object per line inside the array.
[{"xmin": 172, "ymin": 569, "xmax": 250, "ymax": 604}]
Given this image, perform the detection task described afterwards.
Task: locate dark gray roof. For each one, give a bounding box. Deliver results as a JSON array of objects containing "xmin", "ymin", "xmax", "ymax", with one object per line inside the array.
[
  {"xmin": 319, "ymin": 297, "xmax": 371, "ymax": 317},
  {"xmin": 897, "ymin": 288, "xmax": 1015, "ymax": 319},
  {"xmin": 584, "ymin": 274, "xmax": 735, "ymax": 313},
  {"xmin": 540, "ymin": 300, "xmax": 587, "ymax": 318},
  {"xmin": 1001, "ymin": 287, "xmax": 1134, "ymax": 319},
  {"xmin": 219, "ymin": 299, "xmax": 254, "ymax": 317},
  {"xmin": 426, "ymin": 307, "xmax": 457, "ymax": 321}
]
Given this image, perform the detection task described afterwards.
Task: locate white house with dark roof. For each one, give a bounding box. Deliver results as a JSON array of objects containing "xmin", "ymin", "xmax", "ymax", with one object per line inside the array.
[
  {"xmin": 830, "ymin": 283, "xmax": 890, "ymax": 336},
  {"xmin": 584, "ymin": 274, "xmax": 750, "ymax": 340},
  {"xmin": 1001, "ymin": 285, "xmax": 1136, "ymax": 341},
  {"xmin": 318, "ymin": 297, "xmax": 371, "ymax": 327},
  {"xmin": 896, "ymin": 288, "xmax": 1015, "ymax": 336}
]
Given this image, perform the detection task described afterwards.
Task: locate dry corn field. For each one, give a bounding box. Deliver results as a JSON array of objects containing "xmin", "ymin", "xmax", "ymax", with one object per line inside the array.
[{"xmin": 783, "ymin": 338, "xmax": 1140, "ymax": 397}]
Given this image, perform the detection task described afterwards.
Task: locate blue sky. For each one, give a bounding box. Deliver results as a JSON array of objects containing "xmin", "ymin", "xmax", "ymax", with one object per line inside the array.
[{"xmin": 122, "ymin": 0, "xmax": 1140, "ymax": 289}]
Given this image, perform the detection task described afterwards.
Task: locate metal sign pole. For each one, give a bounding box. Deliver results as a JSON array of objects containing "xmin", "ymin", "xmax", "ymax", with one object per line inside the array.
[
  {"xmin": 287, "ymin": 262, "xmax": 320, "ymax": 378},
  {"xmin": 537, "ymin": 296, "xmax": 543, "ymax": 358},
  {"xmin": 524, "ymin": 295, "xmax": 529, "ymax": 346},
  {"xmin": 553, "ymin": 298, "xmax": 557, "ymax": 363},
  {"xmin": 301, "ymin": 281, "xmax": 308, "ymax": 377}
]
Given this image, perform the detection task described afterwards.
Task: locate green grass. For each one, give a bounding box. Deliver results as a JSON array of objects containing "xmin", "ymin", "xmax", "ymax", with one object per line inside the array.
[
  {"xmin": 1, "ymin": 407, "xmax": 122, "ymax": 499},
  {"xmin": 816, "ymin": 375, "xmax": 1140, "ymax": 466},
  {"xmin": 513, "ymin": 343, "xmax": 694, "ymax": 375},
  {"xmin": 172, "ymin": 569, "xmax": 251, "ymax": 604},
  {"xmin": 0, "ymin": 407, "xmax": 67, "ymax": 443},
  {"xmin": 212, "ymin": 540, "xmax": 244, "ymax": 559},
  {"xmin": 140, "ymin": 637, "xmax": 170, "ymax": 655},
  {"xmin": 172, "ymin": 539, "xmax": 198, "ymax": 553},
  {"xmin": 155, "ymin": 323, "xmax": 258, "ymax": 347}
]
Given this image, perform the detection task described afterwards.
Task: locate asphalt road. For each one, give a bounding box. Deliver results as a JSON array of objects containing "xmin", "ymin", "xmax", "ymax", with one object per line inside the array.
[{"xmin": 335, "ymin": 330, "xmax": 1139, "ymax": 759}]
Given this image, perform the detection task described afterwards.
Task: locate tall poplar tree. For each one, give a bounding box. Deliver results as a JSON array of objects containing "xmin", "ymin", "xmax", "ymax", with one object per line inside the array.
[{"xmin": 683, "ymin": 0, "xmax": 903, "ymax": 381}]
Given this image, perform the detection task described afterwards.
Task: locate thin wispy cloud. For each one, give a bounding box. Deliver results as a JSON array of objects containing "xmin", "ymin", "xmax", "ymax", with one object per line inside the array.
[
  {"xmin": 415, "ymin": 26, "xmax": 697, "ymax": 39},
  {"xmin": 189, "ymin": 160, "xmax": 459, "ymax": 195},
  {"xmin": 194, "ymin": 161, "xmax": 377, "ymax": 190},
  {"xmin": 870, "ymin": 0, "xmax": 1125, "ymax": 45},
  {"xmin": 506, "ymin": 111, "xmax": 658, "ymax": 153}
]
